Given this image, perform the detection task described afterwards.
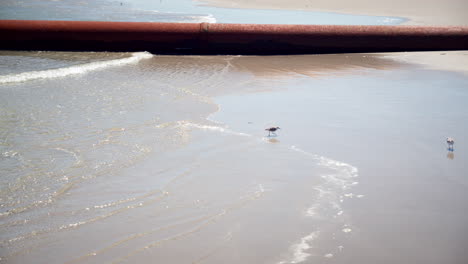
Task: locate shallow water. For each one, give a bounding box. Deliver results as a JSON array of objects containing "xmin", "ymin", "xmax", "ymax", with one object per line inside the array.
[
  {"xmin": 1, "ymin": 51, "xmax": 467, "ymax": 263},
  {"xmin": 0, "ymin": 52, "xmax": 362, "ymax": 263}
]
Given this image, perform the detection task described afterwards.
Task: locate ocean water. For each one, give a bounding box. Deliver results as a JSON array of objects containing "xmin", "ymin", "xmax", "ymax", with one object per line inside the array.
[
  {"xmin": 0, "ymin": 0, "xmax": 405, "ymax": 25},
  {"xmin": 1, "ymin": 1, "xmax": 467, "ymax": 263}
]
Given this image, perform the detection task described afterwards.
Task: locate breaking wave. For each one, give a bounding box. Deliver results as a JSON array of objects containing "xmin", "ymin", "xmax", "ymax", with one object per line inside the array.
[{"xmin": 0, "ymin": 52, "xmax": 153, "ymax": 84}]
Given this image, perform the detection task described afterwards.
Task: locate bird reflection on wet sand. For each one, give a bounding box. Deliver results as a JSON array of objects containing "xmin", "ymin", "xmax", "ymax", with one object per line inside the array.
[
  {"xmin": 268, "ymin": 138, "xmax": 280, "ymax": 143},
  {"xmin": 447, "ymin": 151, "xmax": 454, "ymax": 160}
]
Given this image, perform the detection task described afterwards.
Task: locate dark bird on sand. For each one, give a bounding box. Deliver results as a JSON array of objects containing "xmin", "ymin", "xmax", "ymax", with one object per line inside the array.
[
  {"xmin": 447, "ymin": 137, "xmax": 455, "ymax": 151},
  {"xmin": 265, "ymin": 127, "xmax": 280, "ymax": 136}
]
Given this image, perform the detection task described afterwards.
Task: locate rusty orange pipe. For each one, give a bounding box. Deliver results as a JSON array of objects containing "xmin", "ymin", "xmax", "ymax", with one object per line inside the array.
[{"xmin": 1, "ymin": 20, "xmax": 467, "ymax": 54}]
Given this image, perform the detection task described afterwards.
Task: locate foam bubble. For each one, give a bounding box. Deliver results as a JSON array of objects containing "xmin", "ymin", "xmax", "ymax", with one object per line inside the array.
[
  {"xmin": 0, "ymin": 52, "xmax": 153, "ymax": 84},
  {"xmin": 342, "ymin": 228, "xmax": 352, "ymax": 233},
  {"xmin": 59, "ymin": 221, "xmax": 86, "ymax": 230},
  {"xmin": 2, "ymin": 151, "xmax": 18, "ymax": 158}
]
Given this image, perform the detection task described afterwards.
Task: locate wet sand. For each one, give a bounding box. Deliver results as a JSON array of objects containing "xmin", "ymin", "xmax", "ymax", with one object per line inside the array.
[
  {"xmin": 211, "ymin": 57, "xmax": 468, "ymax": 263},
  {"xmin": 192, "ymin": 3, "xmax": 468, "ymax": 262}
]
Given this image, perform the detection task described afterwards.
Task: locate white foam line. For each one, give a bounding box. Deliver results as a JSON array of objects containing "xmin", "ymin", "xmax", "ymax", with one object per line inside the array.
[
  {"xmin": 0, "ymin": 52, "xmax": 153, "ymax": 84},
  {"xmin": 190, "ymin": 14, "xmax": 217, "ymax": 23},
  {"xmin": 278, "ymin": 231, "xmax": 320, "ymax": 264},
  {"xmin": 379, "ymin": 17, "xmax": 402, "ymax": 24},
  {"xmin": 177, "ymin": 121, "xmax": 251, "ymax": 137},
  {"xmin": 282, "ymin": 145, "xmax": 360, "ymax": 262},
  {"xmin": 289, "ymin": 146, "xmax": 359, "ymax": 190},
  {"xmin": 145, "ymin": 9, "xmax": 217, "ymax": 24}
]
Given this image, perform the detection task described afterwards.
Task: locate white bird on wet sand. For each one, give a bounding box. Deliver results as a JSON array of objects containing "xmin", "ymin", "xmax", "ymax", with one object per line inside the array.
[
  {"xmin": 265, "ymin": 127, "xmax": 280, "ymax": 137},
  {"xmin": 447, "ymin": 137, "xmax": 455, "ymax": 150}
]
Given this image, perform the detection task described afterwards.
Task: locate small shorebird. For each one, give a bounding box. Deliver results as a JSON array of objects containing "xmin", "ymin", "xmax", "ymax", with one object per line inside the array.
[
  {"xmin": 446, "ymin": 137, "xmax": 455, "ymax": 151},
  {"xmin": 265, "ymin": 127, "xmax": 280, "ymax": 137}
]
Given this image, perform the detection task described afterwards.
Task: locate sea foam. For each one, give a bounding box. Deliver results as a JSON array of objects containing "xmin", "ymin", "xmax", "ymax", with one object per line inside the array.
[
  {"xmin": 0, "ymin": 52, "xmax": 153, "ymax": 84},
  {"xmin": 278, "ymin": 231, "xmax": 320, "ymax": 264},
  {"xmin": 277, "ymin": 146, "xmax": 360, "ymax": 263},
  {"xmin": 176, "ymin": 121, "xmax": 251, "ymax": 137},
  {"xmin": 191, "ymin": 14, "xmax": 217, "ymax": 23}
]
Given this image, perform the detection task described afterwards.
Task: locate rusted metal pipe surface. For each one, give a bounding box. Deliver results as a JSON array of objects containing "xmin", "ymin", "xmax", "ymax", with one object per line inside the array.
[{"xmin": 1, "ymin": 20, "xmax": 467, "ymax": 54}]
